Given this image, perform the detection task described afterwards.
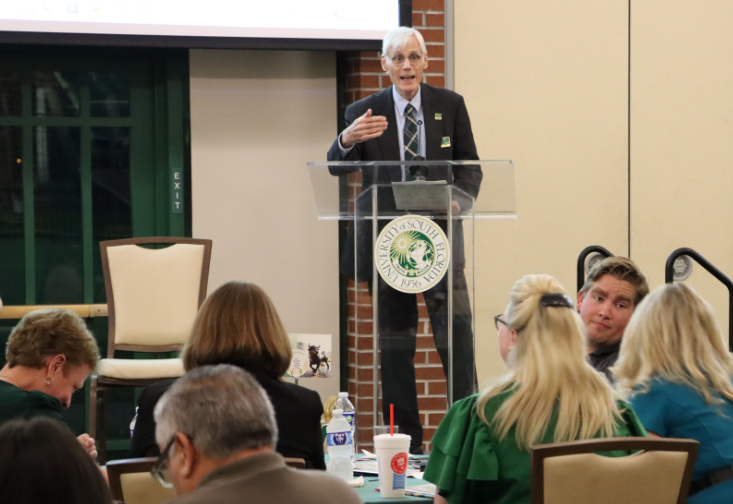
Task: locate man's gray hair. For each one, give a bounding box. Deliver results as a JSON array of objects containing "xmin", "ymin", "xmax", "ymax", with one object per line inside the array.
[
  {"xmin": 382, "ymin": 27, "xmax": 427, "ymax": 57},
  {"xmin": 154, "ymin": 365, "xmax": 277, "ymax": 459}
]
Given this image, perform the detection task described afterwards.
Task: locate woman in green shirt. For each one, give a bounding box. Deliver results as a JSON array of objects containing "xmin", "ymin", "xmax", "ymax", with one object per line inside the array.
[
  {"xmin": 424, "ymin": 274, "xmax": 646, "ymax": 504},
  {"xmin": 0, "ymin": 308, "xmax": 100, "ymax": 457}
]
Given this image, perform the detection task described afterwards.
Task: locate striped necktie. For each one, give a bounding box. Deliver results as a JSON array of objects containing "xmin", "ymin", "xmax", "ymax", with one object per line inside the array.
[{"xmin": 403, "ymin": 103, "xmax": 419, "ymax": 160}]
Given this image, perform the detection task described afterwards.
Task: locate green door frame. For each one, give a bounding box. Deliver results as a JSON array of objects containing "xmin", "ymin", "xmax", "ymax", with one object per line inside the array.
[{"xmin": 0, "ymin": 46, "xmax": 191, "ymax": 449}]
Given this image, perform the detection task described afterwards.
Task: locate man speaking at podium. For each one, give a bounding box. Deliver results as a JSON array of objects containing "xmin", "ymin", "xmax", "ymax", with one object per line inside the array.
[{"xmin": 327, "ymin": 27, "xmax": 482, "ymax": 453}]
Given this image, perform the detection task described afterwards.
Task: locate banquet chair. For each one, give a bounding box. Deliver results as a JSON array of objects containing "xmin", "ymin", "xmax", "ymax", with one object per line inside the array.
[
  {"xmin": 106, "ymin": 455, "xmax": 307, "ymax": 504},
  {"xmin": 90, "ymin": 237, "xmax": 212, "ymax": 462},
  {"xmin": 284, "ymin": 457, "xmax": 307, "ymax": 469},
  {"xmin": 107, "ymin": 457, "xmax": 175, "ymax": 504},
  {"xmin": 530, "ymin": 437, "xmax": 698, "ymax": 504}
]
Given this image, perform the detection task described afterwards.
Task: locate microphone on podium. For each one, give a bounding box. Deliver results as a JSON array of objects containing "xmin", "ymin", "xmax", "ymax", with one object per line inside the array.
[{"xmin": 409, "ymin": 156, "xmax": 427, "ymax": 181}]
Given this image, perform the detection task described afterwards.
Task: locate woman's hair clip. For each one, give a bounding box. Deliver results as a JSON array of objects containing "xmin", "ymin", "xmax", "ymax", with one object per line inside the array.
[{"xmin": 539, "ymin": 293, "xmax": 574, "ymax": 309}]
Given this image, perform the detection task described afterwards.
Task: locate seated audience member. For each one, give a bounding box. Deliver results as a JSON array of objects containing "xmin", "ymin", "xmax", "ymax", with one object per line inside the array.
[
  {"xmin": 424, "ymin": 274, "xmax": 646, "ymax": 504},
  {"xmin": 152, "ymin": 365, "xmax": 361, "ymax": 504},
  {"xmin": 0, "ymin": 416, "xmax": 112, "ymax": 504},
  {"xmin": 0, "ymin": 308, "xmax": 99, "ymax": 457},
  {"xmin": 577, "ymin": 257, "xmax": 649, "ymax": 381},
  {"xmin": 130, "ymin": 281, "xmax": 326, "ymax": 469},
  {"xmin": 614, "ymin": 283, "xmax": 733, "ymax": 503}
]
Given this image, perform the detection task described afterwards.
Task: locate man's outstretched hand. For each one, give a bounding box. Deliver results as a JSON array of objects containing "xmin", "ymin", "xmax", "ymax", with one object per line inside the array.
[{"xmin": 340, "ymin": 109, "xmax": 388, "ymax": 149}]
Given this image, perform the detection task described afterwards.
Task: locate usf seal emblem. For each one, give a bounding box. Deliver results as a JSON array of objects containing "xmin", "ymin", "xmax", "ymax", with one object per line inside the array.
[{"xmin": 375, "ymin": 215, "xmax": 451, "ymax": 294}]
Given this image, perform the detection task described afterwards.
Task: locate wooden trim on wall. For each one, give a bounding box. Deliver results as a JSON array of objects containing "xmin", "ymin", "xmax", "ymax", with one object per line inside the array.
[{"xmin": 0, "ymin": 304, "xmax": 108, "ymax": 320}]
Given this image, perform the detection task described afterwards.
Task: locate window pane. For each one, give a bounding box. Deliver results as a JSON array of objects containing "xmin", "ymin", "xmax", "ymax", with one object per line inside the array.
[
  {"xmin": 33, "ymin": 72, "xmax": 81, "ymax": 117},
  {"xmin": 0, "ymin": 126, "xmax": 24, "ymax": 304},
  {"xmin": 92, "ymin": 127, "xmax": 132, "ymax": 302},
  {"xmin": 34, "ymin": 126, "xmax": 83, "ymax": 304},
  {"xmin": 90, "ymin": 73, "xmax": 130, "ymax": 117},
  {"xmin": 0, "ymin": 71, "xmax": 21, "ymax": 117}
]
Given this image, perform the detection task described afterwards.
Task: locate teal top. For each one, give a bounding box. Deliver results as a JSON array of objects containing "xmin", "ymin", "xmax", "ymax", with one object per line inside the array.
[
  {"xmin": 0, "ymin": 380, "xmax": 64, "ymax": 425},
  {"xmin": 424, "ymin": 390, "xmax": 647, "ymax": 504},
  {"xmin": 628, "ymin": 377, "xmax": 733, "ymax": 504}
]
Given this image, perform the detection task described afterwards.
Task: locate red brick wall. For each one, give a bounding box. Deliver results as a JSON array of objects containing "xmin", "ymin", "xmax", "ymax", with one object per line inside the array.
[{"xmin": 341, "ymin": 0, "xmax": 448, "ymax": 453}]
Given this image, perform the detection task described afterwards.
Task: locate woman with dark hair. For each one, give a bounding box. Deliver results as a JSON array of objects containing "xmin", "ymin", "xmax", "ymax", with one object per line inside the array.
[
  {"xmin": 0, "ymin": 416, "xmax": 112, "ymax": 504},
  {"xmin": 0, "ymin": 307, "xmax": 100, "ymax": 457},
  {"xmin": 129, "ymin": 281, "xmax": 326, "ymax": 469}
]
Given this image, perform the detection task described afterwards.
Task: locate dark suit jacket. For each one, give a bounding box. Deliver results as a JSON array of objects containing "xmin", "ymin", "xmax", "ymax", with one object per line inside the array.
[
  {"xmin": 327, "ymin": 84, "xmax": 482, "ymax": 280},
  {"xmin": 128, "ymin": 368, "xmax": 326, "ymax": 470}
]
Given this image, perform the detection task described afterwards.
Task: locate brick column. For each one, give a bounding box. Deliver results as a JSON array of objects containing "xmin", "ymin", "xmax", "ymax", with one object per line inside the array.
[{"xmin": 341, "ymin": 1, "xmax": 448, "ymax": 453}]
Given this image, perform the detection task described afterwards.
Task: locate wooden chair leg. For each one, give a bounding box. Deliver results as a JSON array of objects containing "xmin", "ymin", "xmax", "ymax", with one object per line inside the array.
[
  {"xmin": 97, "ymin": 388, "xmax": 106, "ymax": 464},
  {"xmin": 89, "ymin": 375, "xmax": 98, "ymax": 446},
  {"xmin": 89, "ymin": 376, "xmax": 108, "ymax": 464}
]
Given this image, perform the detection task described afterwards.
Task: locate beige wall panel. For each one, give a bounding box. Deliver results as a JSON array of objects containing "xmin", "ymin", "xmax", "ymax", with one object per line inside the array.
[
  {"xmin": 189, "ymin": 50, "xmax": 339, "ymax": 399},
  {"xmin": 456, "ymin": 1, "xmax": 629, "ymax": 383},
  {"xmin": 631, "ymin": 0, "xmax": 733, "ymax": 337}
]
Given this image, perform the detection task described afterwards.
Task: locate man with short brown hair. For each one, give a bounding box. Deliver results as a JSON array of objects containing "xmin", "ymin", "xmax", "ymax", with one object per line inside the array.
[{"xmin": 577, "ymin": 257, "xmax": 649, "ymax": 381}]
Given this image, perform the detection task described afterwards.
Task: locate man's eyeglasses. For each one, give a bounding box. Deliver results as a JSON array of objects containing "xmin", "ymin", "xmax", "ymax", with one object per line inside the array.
[
  {"xmin": 387, "ymin": 54, "xmax": 424, "ymax": 67},
  {"xmin": 151, "ymin": 433, "xmax": 192, "ymax": 488},
  {"xmin": 494, "ymin": 314, "xmax": 509, "ymax": 330}
]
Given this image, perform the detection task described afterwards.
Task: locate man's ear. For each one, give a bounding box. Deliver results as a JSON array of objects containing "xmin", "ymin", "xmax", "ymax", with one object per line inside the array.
[
  {"xmin": 175, "ymin": 432, "xmax": 197, "ymax": 479},
  {"xmin": 381, "ymin": 55, "xmax": 389, "ymax": 73},
  {"xmin": 576, "ymin": 290, "xmax": 584, "ymax": 311}
]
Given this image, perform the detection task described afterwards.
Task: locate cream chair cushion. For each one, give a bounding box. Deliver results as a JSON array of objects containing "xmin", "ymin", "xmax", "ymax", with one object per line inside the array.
[
  {"xmin": 543, "ymin": 450, "xmax": 689, "ymax": 504},
  {"xmin": 108, "ymin": 243, "xmax": 204, "ymax": 346},
  {"xmin": 97, "ymin": 358, "xmax": 185, "ymax": 380},
  {"xmin": 120, "ymin": 472, "xmax": 176, "ymax": 504}
]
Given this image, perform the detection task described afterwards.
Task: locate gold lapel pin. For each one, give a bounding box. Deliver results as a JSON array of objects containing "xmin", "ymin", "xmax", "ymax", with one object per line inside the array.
[{"xmin": 435, "ymin": 113, "xmax": 443, "ymax": 120}]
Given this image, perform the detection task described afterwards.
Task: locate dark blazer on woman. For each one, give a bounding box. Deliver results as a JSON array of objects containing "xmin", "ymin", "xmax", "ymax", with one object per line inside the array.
[{"xmin": 128, "ymin": 367, "xmax": 326, "ymax": 470}]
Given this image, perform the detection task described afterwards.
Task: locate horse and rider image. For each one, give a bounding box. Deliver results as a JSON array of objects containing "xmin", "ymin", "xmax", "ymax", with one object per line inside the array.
[{"xmin": 302, "ymin": 344, "xmax": 330, "ymax": 378}]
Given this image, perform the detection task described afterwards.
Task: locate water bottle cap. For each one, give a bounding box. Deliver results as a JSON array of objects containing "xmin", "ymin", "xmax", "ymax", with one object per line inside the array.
[
  {"xmin": 338, "ymin": 392, "xmax": 348, "ymax": 398},
  {"xmin": 333, "ymin": 409, "xmax": 343, "ymax": 417}
]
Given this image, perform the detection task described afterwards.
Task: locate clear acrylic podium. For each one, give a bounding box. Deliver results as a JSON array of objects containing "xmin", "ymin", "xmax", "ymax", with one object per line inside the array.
[{"xmin": 308, "ymin": 160, "xmax": 516, "ymax": 449}]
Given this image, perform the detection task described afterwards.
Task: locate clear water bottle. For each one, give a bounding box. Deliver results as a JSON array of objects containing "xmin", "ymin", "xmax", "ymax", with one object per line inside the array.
[
  {"xmin": 326, "ymin": 409, "xmax": 353, "ymax": 482},
  {"xmin": 334, "ymin": 392, "xmax": 356, "ymax": 458}
]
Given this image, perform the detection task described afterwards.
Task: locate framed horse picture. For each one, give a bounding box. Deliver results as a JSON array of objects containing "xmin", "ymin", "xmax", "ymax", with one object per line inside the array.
[{"xmin": 291, "ymin": 333, "xmax": 332, "ymax": 378}]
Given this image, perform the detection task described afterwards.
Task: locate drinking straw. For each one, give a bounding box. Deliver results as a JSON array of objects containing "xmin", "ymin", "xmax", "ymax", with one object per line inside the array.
[{"xmin": 390, "ymin": 404, "xmax": 394, "ymax": 436}]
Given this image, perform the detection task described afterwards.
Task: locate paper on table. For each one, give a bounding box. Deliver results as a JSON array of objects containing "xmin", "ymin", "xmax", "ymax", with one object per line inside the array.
[
  {"xmin": 348, "ymin": 476, "xmax": 365, "ymax": 487},
  {"xmin": 353, "ymin": 460, "xmax": 421, "ymax": 477},
  {"xmin": 404, "ymin": 483, "xmax": 436, "ymax": 498},
  {"xmin": 374, "ymin": 483, "xmax": 437, "ymax": 499}
]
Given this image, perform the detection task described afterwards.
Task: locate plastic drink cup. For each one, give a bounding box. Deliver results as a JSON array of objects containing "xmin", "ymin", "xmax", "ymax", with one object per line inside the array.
[
  {"xmin": 374, "ymin": 433, "xmax": 411, "ymax": 498},
  {"xmin": 374, "ymin": 425, "xmax": 399, "ymax": 436}
]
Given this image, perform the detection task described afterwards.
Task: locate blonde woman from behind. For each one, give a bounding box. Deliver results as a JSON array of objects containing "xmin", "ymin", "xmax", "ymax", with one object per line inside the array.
[
  {"xmin": 424, "ymin": 274, "xmax": 646, "ymax": 504},
  {"xmin": 614, "ymin": 282, "xmax": 733, "ymax": 504}
]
